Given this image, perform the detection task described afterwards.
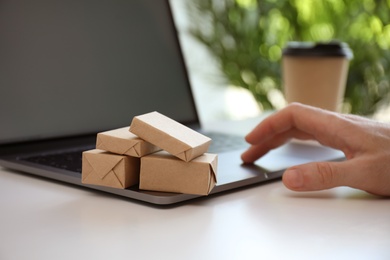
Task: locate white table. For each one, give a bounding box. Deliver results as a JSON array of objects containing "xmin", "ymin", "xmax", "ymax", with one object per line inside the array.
[
  {"xmin": 1, "ymin": 115, "xmax": 390, "ymax": 260},
  {"xmin": 1, "ymin": 165, "xmax": 390, "ymax": 260}
]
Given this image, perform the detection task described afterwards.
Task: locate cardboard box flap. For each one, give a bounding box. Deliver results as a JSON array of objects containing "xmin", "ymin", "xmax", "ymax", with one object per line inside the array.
[
  {"xmin": 97, "ymin": 127, "xmax": 160, "ymax": 157},
  {"xmin": 193, "ymin": 152, "xmax": 218, "ymax": 184},
  {"xmin": 209, "ymin": 154, "xmax": 218, "ymax": 184},
  {"xmin": 207, "ymin": 169, "xmax": 216, "ymax": 194},
  {"xmin": 82, "ymin": 149, "xmax": 140, "ymax": 189},
  {"xmin": 130, "ymin": 112, "xmax": 211, "ymax": 161},
  {"xmin": 84, "ymin": 150, "xmax": 123, "ymax": 180},
  {"xmin": 176, "ymin": 143, "xmax": 210, "ymax": 162},
  {"xmin": 132, "ymin": 143, "xmax": 143, "ymax": 157}
]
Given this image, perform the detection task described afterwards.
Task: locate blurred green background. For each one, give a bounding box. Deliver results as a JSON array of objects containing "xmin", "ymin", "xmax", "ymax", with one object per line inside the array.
[{"xmin": 186, "ymin": 0, "xmax": 390, "ymax": 115}]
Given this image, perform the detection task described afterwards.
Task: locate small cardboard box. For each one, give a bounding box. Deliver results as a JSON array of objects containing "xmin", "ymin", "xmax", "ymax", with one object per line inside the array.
[
  {"xmin": 140, "ymin": 151, "xmax": 218, "ymax": 195},
  {"xmin": 82, "ymin": 149, "xmax": 140, "ymax": 189},
  {"xmin": 96, "ymin": 127, "xmax": 160, "ymax": 157},
  {"xmin": 129, "ymin": 111, "xmax": 211, "ymax": 162}
]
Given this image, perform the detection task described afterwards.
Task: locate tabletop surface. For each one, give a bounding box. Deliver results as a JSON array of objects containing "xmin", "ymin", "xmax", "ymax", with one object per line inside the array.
[
  {"xmin": 1, "ymin": 165, "xmax": 390, "ymax": 260},
  {"xmin": 1, "ymin": 116, "xmax": 390, "ymax": 260}
]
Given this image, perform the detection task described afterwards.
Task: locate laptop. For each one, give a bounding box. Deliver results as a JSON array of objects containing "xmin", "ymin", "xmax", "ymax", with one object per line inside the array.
[{"xmin": 0, "ymin": 0, "xmax": 344, "ymax": 205}]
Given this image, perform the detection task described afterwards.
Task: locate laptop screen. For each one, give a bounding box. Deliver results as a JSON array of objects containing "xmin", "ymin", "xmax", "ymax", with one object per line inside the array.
[{"xmin": 0, "ymin": 0, "xmax": 198, "ymax": 145}]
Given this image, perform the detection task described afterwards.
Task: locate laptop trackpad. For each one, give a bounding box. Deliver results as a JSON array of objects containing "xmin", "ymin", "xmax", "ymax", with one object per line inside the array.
[{"xmin": 256, "ymin": 141, "xmax": 345, "ymax": 172}]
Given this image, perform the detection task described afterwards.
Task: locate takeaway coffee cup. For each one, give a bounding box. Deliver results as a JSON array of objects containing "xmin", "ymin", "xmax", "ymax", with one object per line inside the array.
[{"xmin": 282, "ymin": 41, "xmax": 353, "ymax": 111}]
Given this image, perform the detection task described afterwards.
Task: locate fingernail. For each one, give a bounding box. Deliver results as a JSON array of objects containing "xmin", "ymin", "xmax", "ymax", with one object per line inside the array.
[{"xmin": 284, "ymin": 169, "xmax": 304, "ymax": 189}]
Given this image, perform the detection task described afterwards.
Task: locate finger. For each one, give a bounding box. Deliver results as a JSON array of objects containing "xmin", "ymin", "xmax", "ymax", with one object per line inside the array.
[
  {"xmin": 245, "ymin": 103, "xmax": 345, "ymax": 149},
  {"xmin": 282, "ymin": 161, "xmax": 348, "ymax": 191},
  {"xmin": 241, "ymin": 129, "xmax": 314, "ymax": 163},
  {"xmin": 283, "ymin": 158, "xmax": 390, "ymax": 196},
  {"xmin": 241, "ymin": 145, "xmax": 268, "ymax": 164}
]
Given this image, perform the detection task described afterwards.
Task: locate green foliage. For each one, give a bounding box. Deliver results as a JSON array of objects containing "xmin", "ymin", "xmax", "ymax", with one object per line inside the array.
[{"xmin": 187, "ymin": 0, "xmax": 390, "ymax": 114}]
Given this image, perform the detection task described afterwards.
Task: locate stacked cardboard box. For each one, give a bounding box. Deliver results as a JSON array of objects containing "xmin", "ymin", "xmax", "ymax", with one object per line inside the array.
[
  {"xmin": 82, "ymin": 127, "xmax": 160, "ymax": 189},
  {"xmin": 81, "ymin": 111, "xmax": 218, "ymax": 195}
]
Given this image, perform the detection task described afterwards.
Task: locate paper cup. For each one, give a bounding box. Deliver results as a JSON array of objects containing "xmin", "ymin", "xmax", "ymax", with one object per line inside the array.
[{"xmin": 282, "ymin": 42, "xmax": 353, "ymax": 111}]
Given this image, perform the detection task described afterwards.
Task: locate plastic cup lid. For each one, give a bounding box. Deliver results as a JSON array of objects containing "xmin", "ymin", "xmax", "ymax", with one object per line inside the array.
[{"xmin": 282, "ymin": 41, "xmax": 353, "ymax": 59}]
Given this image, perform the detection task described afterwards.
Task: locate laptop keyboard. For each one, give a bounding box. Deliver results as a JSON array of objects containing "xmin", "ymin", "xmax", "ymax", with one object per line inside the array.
[
  {"xmin": 20, "ymin": 132, "xmax": 248, "ymax": 173},
  {"xmin": 207, "ymin": 132, "xmax": 248, "ymax": 153},
  {"xmin": 22, "ymin": 149, "xmax": 88, "ymax": 173}
]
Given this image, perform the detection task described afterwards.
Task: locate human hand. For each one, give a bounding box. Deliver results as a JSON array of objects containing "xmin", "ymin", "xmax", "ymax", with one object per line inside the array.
[{"xmin": 241, "ymin": 103, "xmax": 390, "ymax": 196}]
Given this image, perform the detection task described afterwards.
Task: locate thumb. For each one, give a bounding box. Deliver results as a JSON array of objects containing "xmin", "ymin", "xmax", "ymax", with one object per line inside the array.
[{"xmin": 282, "ymin": 161, "xmax": 348, "ymax": 192}]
